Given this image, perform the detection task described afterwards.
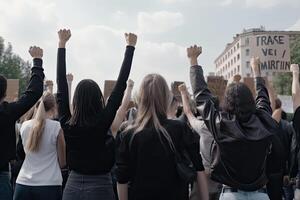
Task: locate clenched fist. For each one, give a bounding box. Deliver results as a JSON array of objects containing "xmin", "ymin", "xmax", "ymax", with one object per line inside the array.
[
  {"xmin": 125, "ymin": 33, "xmax": 137, "ymax": 47},
  {"xmin": 187, "ymin": 45, "xmax": 202, "ymax": 59},
  {"xmin": 127, "ymin": 79, "xmax": 134, "ymax": 88},
  {"xmin": 66, "ymin": 73, "xmax": 74, "ymax": 82},
  {"xmin": 58, "ymin": 29, "xmax": 71, "ymax": 48},
  {"xmin": 291, "ymin": 64, "xmax": 299, "ymax": 73},
  {"xmin": 29, "ymin": 46, "xmax": 43, "ymax": 59},
  {"xmin": 250, "ymin": 57, "xmax": 261, "ymax": 77},
  {"xmin": 178, "ymin": 84, "xmax": 187, "ymax": 93}
]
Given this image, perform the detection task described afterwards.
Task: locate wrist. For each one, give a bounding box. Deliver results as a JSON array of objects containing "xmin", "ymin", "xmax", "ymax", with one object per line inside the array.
[
  {"xmin": 189, "ymin": 57, "xmax": 198, "ymax": 66},
  {"xmin": 59, "ymin": 41, "xmax": 66, "ymax": 48}
]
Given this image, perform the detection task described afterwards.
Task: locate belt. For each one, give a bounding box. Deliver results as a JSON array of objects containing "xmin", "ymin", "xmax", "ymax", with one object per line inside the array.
[{"xmin": 222, "ymin": 187, "xmax": 267, "ymax": 194}]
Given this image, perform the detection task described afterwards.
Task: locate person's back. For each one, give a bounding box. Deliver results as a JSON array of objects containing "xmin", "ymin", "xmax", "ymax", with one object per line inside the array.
[
  {"xmin": 16, "ymin": 119, "xmax": 62, "ymax": 186},
  {"xmin": 0, "ymin": 46, "xmax": 45, "ymax": 200},
  {"xmin": 116, "ymin": 73, "xmax": 209, "ymax": 200},
  {"xmin": 187, "ymin": 46, "xmax": 279, "ymax": 199},
  {"xmin": 13, "ymin": 92, "xmax": 66, "ymax": 200},
  {"xmin": 118, "ymin": 119, "xmax": 200, "ymax": 200}
]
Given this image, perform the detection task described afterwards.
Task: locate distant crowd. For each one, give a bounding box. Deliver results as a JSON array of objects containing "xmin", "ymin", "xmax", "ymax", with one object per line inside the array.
[{"xmin": 0, "ymin": 29, "xmax": 299, "ymax": 200}]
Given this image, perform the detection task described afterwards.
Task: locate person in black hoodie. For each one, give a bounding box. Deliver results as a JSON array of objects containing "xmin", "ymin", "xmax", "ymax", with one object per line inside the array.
[
  {"xmin": 187, "ymin": 45, "xmax": 281, "ymax": 200},
  {"xmin": 55, "ymin": 29, "xmax": 137, "ymax": 200},
  {"xmin": 0, "ymin": 46, "xmax": 45, "ymax": 200}
]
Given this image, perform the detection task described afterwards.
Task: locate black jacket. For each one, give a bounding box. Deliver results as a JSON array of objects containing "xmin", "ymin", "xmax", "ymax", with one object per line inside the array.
[
  {"xmin": 189, "ymin": 65, "xmax": 283, "ymax": 192},
  {"xmin": 0, "ymin": 58, "xmax": 44, "ymax": 171}
]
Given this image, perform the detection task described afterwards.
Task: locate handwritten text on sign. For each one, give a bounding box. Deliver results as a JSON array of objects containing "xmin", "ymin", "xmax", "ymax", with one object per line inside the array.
[{"xmin": 255, "ymin": 35, "xmax": 290, "ymax": 71}]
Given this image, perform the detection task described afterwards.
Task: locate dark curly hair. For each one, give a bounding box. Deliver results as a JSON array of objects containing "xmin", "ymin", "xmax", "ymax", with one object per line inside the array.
[{"xmin": 222, "ymin": 82, "xmax": 255, "ymax": 121}]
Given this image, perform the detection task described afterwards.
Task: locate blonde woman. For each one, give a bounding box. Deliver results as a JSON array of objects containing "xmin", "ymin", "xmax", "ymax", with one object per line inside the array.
[
  {"xmin": 13, "ymin": 92, "xmax": 66, "ymax": 200},
  {"xmin": 116, "ymin": 74, "xmax": 209, "ymax": 200}
]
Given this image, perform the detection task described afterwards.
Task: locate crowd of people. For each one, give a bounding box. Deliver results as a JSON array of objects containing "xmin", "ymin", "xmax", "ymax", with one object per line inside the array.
[{"xmin": 0, "ymin": 28, "xmax": 299, "ymax": 200}]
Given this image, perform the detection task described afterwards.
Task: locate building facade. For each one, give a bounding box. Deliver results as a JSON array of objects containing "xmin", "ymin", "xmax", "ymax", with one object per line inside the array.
[{"xmin": 214, "ymin": 27, "xmax": 300, "ymax": 82}]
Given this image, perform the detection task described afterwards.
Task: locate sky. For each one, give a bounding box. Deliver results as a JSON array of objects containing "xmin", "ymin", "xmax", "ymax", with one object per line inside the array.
[{"xmin": 0, "ymin": 0, "xmax": 300, "ymax": 94}]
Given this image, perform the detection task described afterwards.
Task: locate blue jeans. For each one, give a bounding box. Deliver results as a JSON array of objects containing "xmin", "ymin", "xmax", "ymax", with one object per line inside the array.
[
  {"xmin": 62, "ymin": 171, "xmax": 115, "ymax": 200},
  {"xmin": 219, "ymin": 190, "xmax": 270, "ymax": 200},
  {"xmin": 0, "ymin": 171, "xmax": 13, "ymax": 200},
  {"xmin": 13, "ymin": 184, "xmax": 62, "ymax": 200}
]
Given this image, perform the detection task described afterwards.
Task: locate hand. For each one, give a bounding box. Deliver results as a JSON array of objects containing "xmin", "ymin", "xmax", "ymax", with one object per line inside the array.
[
  {"xmin": 66, "ymin": 73, "xmax": 74, "ymax": 82},
  {"xmin": 178, "ymin": 84, "xmax": 187, "ymax": 93},
  {"xmin": 125, "ymin": 33, "xmax": 137, "ymax": 47},
  {"xmin": 127, "ymin": 79, "xmax": 134, "ymax": 88},
  {"xmin": 29, "ymin": 46, "xmax": 43, "ymax": 59},
  {"xmin": 187, "ymin": 45, "xmax": 202, "ymax": 59},
  {"xmin": 45, "ymin": 80, "xmax": 53, "ymax": 86},
  {"xmin": 187, "ymin": 45, "xmax": 202, "ymax": 66},
  {"xmin": 291, "ymin": 64, "xmax": 299, "ymax": 73},
  {"xmin": 250, "ymin": 57, "xmax": 261, "ymax": 77},
  {"xmin": 58, "ymin": 29, "xmax": 71, "ymax": 48}
]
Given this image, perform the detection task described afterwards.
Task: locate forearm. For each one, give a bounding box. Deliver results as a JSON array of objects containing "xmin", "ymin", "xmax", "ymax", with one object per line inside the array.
[
  {"xmin": 117, "ymin": 183, "xmax": 128, "ymax": 200},
  {"xmin": 196, "ymin": 171, "xmax": 209, "ymax": 200},
  {"xmin": 56, "ymin": 48, "xmax": 71, "ymax": 120},
  {"xmin": 255, "ymin": 77, "xmax": 272, "ymax": 114},
  {"xmin": 111, "ymin": 87, "xmax": 133, "ymax": 136},
  {"xmin": 10, "ymin": 58, "xmax": 45, "ymax": 119},
  {"xmin": 190, "ymin": 65, "xmax": 213, "ymax": 106},
  {"xmin": 292, "ymin": 71, "xmax": 300, "ymax": 111}
]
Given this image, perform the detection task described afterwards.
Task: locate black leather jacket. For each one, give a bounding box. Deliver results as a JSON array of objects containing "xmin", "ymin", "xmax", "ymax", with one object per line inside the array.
[{"xmin": 190, "ymin": 65, "xmax": 284, "ymax": 198}]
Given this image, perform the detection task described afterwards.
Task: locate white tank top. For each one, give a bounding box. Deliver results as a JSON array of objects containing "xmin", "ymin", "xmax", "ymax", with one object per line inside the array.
[{"xmin": 16, "ymin": 119, "xmax": 63, "ymax": 186}]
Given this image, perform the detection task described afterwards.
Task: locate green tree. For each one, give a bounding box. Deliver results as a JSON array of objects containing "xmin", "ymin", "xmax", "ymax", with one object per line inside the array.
[
  {"xmin": 273, "ymin": 36, "xmax": 300, "ymax": 95},
  {"xmin": 0, "ymin": 36, "xmax": 31, "ymax": 96}
]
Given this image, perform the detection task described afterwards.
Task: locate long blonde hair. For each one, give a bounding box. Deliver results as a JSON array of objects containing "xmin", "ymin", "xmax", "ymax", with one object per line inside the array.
[
  {"xmin": 128, "ymin": 74, "xmax": 175, "ymax": 150},
  {"xmin": 26, "ymin": 92, "xmax": 56, "ymax": 152}
]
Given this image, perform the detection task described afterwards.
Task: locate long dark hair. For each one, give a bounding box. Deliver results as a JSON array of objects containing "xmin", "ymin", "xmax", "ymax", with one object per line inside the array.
[
  {"xmin": 222, "ymin": 82, "xmax": 256, "ymax": 121},
  {"xmin": 68, "ymin": 79, "xmax": 105, "ymax": 127}
]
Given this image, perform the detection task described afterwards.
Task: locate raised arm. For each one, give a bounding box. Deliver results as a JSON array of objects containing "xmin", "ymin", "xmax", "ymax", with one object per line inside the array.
[
  {"xmin": 178, "ymin": 84, "xmax": 204, "ymax": 134},
  {"xmin": 103, "ymin": 33, "xmax": 137, "ymax": 131},
  {"xmin": 56, "ymin": 29, "xmax": 72, "ymax": 125},
  {"xmin": 8, "ymin": 47, "xmax": 45, "ymax": 120},
  {"xmin": 252, "ymin": 57, "xmax": 272, "ymax": 115},
  {"xmin": 111, "ymin": 79, "xmax": 134, "ymax": 137},
  {"xmin": 291, "ymin": 64, "xmax": 300, "ymax": 111}
]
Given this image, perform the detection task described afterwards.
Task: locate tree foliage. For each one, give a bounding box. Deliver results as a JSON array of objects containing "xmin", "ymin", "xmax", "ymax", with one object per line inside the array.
[
  {"xmin": 0, "ymin": 36, "xmax": 31, "ymax": 96},
  {"xmin": 273, "ymin": 36, "xmax": 300, "ymax": 95}
]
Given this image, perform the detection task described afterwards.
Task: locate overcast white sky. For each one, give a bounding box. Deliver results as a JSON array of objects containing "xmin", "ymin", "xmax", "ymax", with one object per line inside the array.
[{"xmin": 0, "ymin": 0, "xmax": 299, "ymax": 93}]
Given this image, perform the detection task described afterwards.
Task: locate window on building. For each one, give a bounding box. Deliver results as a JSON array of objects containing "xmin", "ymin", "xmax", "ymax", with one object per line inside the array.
[
  {"xmin": 228, "ymin": 62, "xmax": 230, "ymax": 67},
  {"xmin": 237, "ymin": 43, "xmax": 240, "ymax": 49},
  {"xmin": 231, "ymin": 49, "xmax": 233, "ymax": 54},
  {"xmin": 231, "ymin": 60, "xmax": 233, "ymax": 65},
  {"xmin": 237, "ymin": 54, "xmax": 240, "ymax": 60},
  {"xmin": 231, "ymin": 70, "xmax": 233, "ymax": 77},
  {"xmin": 228, "ymin": 52, "xmax": 230, "ymax": 57},
  {"xmin": 234, "ymin": 68, "xmax": 236, "ymax": 74},
  {"xmin": 246, "ymin": 61, "xmax": 250, "ymax": 68},
  {"xmin": 237, "ymin": 65, "xmax": 240, "ymax": 72},
  {"xmin": 234, "ymin": 46, "xmax": 236, "ymax": 52},
  {"xmin": 245, "ymin": 38, "xmax": 250, "ymax": 46},
  {"xmin": 246, "ymin": 49, "xmax": 250, "ymax": 56},
  {"xmin": 234, "ymin": 57, "xmax": 236, "ymax": 63}
]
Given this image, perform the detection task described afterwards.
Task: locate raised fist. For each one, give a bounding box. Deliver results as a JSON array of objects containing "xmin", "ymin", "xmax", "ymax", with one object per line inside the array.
[
  {"xmin": 58, "ymin": 29, "xmax": 71, "ymax": 47},
  {"xmin": 125, "ymin": 33, "xmax": 137, "ymax": 47},
  {"xmin": 178, "ymin": 84, "xmax": 187, "ymax": 93},
  {"xmin": 29, "ymin": 46, "xmax": 43, "ymax": 59},
  {"xmin": 290, "ymin": 64, "xmax": 299, "ymax": 73},
  {"xmin": 66, "ymin": 73, "xmax": 74, "ymax": 82},
  {"xmin": 250, "ymin": 57, "xmax": 261, "ymax": 76},
  {"xmin": 127, "ymin": 79, "xmax": 134, "ymax": 88},
  {"xmin": 187, "ymin": 45, "xmax": 202, "ymax": 59},
  {"xmin": 45, "ymin": 80, "xmax": 53, "ymax": 86}
]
